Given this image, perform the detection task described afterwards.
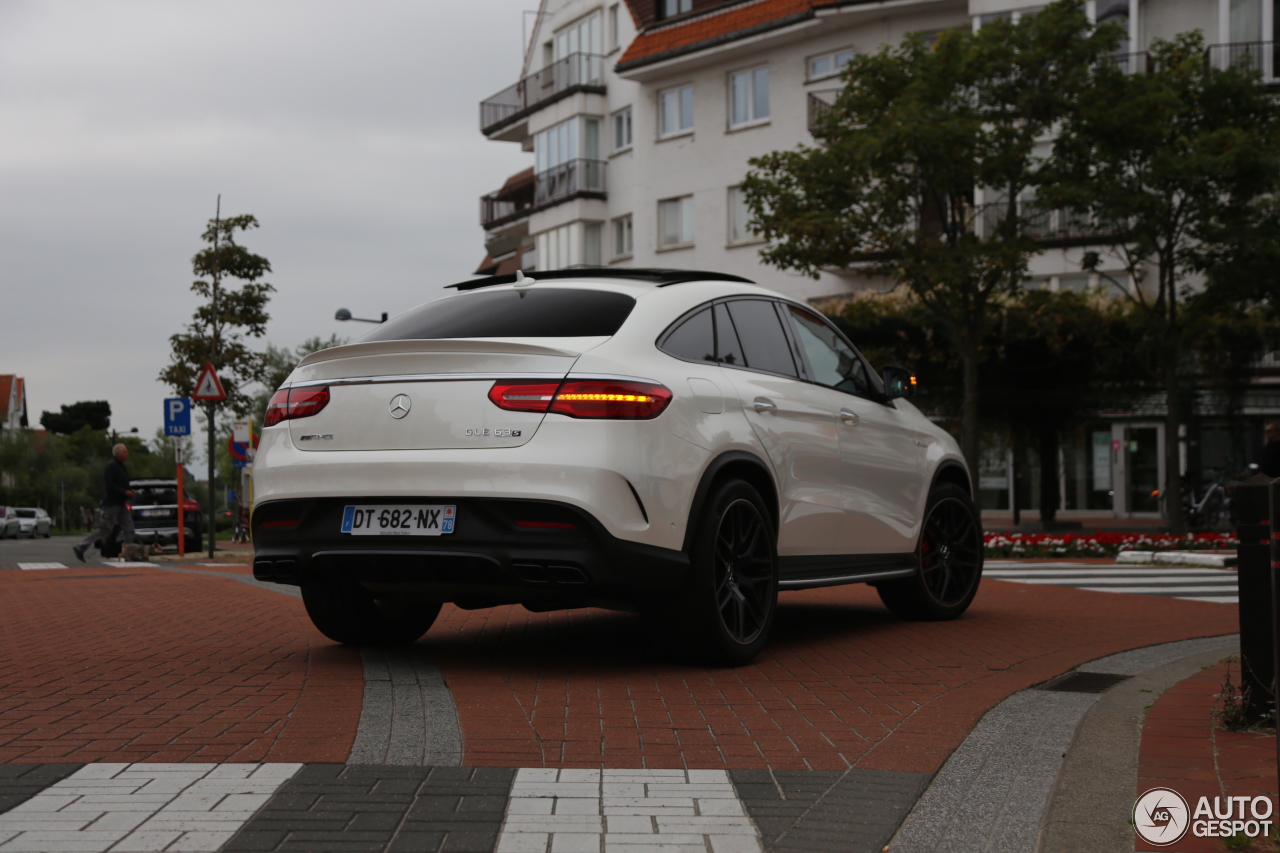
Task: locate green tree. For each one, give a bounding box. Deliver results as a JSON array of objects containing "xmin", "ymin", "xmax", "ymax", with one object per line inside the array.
[
  {"xmin": 743, "ymin": 0, "xmax": 1119, "ymax": 472},
  {"xmin": 159, "ymin": 200, "xmax": 273, "ymax": 555},
  {"xmin": 39, "ymin": 401, "xmax": 111, "ymax": 435},
  {"xmin": 1040, "ymin": 33, "xmax": 1280, "ymax": 532}
]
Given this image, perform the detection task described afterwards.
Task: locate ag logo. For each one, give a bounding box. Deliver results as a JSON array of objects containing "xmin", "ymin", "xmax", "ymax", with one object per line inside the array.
[{"xmin": 1134, "ymin": 787, "xmax": 1190, "ymax": 845}]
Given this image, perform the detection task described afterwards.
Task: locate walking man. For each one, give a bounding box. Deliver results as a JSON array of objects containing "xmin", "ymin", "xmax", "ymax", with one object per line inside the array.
[{"xmin": 73, "ymin": 443, "xmax": 137, "ymax": 562}]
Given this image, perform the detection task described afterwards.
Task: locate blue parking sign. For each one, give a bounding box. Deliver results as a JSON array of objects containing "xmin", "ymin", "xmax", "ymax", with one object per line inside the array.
[{"xmin": 164, "ymin": 397, "xmax": 191, "ymax": 436}]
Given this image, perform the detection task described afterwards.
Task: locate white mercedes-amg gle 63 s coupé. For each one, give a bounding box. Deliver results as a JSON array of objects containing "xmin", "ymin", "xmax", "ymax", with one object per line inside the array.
[{"xmin": 252, "ymin": 268, "xmax": 982, "ymax": 665}]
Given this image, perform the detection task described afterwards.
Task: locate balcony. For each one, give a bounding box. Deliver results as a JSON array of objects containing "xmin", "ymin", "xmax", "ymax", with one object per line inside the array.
[
  {"xmin": 481, "ymin": 159, "xmax": 607, "ymax": 230},
  {"xmin": 968, "ymin": 201, "xmax": 1121, "ymax": 246},
  {"xmin": 480, "ymin": 53, "xmax": 607, "ymax": 137},
  {"xmin": 807, "ymin": 89, "xmax": 841, "ymax": 136},
  {"xmin": 1206, "ymin": 41, "xmax": 1280, "ymax": 84}
]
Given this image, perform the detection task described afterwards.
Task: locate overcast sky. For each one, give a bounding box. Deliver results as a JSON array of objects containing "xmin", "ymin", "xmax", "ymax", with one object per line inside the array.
[{"xmin": 1, "ymin": 0, "xmax": 536, "ymax": 447}]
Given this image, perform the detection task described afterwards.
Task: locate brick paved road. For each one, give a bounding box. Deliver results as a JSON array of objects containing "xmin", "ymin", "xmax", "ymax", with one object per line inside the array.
[{"xmin": 0, "ymin": 536, "xmax": 1242, "ymax": 851}]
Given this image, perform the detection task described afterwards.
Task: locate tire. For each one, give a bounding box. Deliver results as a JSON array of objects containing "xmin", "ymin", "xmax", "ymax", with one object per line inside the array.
[
  {"xmin": 652, "ymin": 479, "xmax": 779, "ymax": 667},
  {"xmin": 302, "ymin": 577, "xmax": 440, "ymax": 646},
  {"xmin": 878, "ymin": 482, "xmax": 983, "ymax": 620}
]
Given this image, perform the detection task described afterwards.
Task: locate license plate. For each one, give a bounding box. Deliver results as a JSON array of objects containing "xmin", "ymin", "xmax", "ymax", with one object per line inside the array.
[
  {"xmin": 340, "ymin": 505, "xmax": 456, "ymax": 536},
  {"xmin": 141, "ymin": 509, "xmax": 169, "ymax": 518}
]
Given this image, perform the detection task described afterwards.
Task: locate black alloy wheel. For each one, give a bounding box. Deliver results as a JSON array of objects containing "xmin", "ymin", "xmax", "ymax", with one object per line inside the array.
[
  {"xmin": 877, "ymin": 482, "xmax": 983, "ymax": 620},
  {"xmin": 713, "ymin": 497, "xmax": 775, "ymax": 645},
  {"xmin": 649, "ymin": 479, "xmax": 778, "ymax": 666},
  {"xmin": 919, "ymin": 495, "xmax": 983, "ymax": 607}
]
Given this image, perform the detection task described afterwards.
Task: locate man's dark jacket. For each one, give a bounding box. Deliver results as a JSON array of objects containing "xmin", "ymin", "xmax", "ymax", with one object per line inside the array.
[{"xmin": 101, "ymin": 458, "xmax": 130, "ymax": 507}]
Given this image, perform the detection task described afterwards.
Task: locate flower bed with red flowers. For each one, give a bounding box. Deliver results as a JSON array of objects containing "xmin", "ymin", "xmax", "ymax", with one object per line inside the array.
[{"xmin": 984, "ymin": 531, "xmax": 1238, "ymax": 559}]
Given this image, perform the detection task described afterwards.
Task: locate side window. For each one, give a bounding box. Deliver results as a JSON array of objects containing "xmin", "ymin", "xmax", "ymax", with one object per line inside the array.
[
  {"xmin": 785, "ymin": 306, "xmax": 872, "ymax": 396},
  {"xmin": 724, "ymin": 299, "xmax": 799, "ymax": 378},
  {"xmin": 659, "ymin": 307, "xmax": 716, "ymax": 363},
  {"xmin": 713, "ymin": 302, "xmax": 745, "ymax": 367}
]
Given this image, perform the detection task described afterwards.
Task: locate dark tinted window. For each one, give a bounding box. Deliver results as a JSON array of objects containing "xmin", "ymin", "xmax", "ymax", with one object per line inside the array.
[
  {"xmin": 659, "ymin": 308, "xmax": 716, "ymax": 363},
  {"xmin": 133, "ymin": 487, "xmax": 177, "ymax": 506},
  {"xmin": 724, "ymin": 300, "xmax": 799, "ymax": 377},
  {"xmin": 714, "ymin": 303, "xmax": 745, "ymax": 367},
  {"xmin": 14, "ymin": 509, "xmax": 35, "ymax": 518},
  {"xmin": 785, "ymin": 307, "xmax": 872, "ymax": 396},
  {"xmin": 362, "ymin": 288, "xmax": 637, "ymax": 341}
]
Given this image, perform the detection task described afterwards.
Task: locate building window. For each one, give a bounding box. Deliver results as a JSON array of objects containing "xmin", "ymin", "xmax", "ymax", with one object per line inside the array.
[
  {"xmin": 584, "ymin": 223, "xmax": 603, "ymax": 266},
  {"xmin": 808, "ymin": 48, "xmax": 854, "ymax": 81},
  {"xmin": 657, "ymin": 0, "xmax": 692, "ymax": 20},
  {"xmin": 608, "ymin": 4, "xmax": 620, "ymax": 51},
  {"xmin": 729, "ymin": 67, "xmax": 769, "ymax": 128},
  {"xmin": 659, "ymin": 85, "xmax": 694, "ymax": 137},
  {"xmin": 554, "ymin": 11, "xmax": 600, "ymax": 59},
  {"xmin": 727, "ymin": 186, "xmax": 758, "ymax": 244},
  {"xmin": 612, "ymin": 215, "xmax": 633, "ymax": 258},
  {"xmin": 613, "ymin": 107, "xmax": 632, "ymax": 151},
  {"xmin": 659, "ymin": 196, "xmax": 694, "ymax": 248}
]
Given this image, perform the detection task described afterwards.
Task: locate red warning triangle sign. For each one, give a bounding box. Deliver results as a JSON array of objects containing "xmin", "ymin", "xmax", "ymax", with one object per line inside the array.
[{"xmin": 191, "ymin": 363, "xmax": 227, "ymax": 401}]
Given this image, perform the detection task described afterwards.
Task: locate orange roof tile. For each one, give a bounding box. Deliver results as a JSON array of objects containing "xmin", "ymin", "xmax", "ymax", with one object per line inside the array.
[
  {"xmin": 619, "ymin": 0, "xmax": 841, "ymax": 70},
  {"xmin": 0, "ymin": 375, "xmax": 12, "ymax": 422}
]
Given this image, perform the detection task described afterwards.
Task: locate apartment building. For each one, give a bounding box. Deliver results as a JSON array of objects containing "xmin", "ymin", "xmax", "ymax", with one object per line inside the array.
[{"xmin": 475, "ymin": 0, "xmax": 1280, "ymax": 519}]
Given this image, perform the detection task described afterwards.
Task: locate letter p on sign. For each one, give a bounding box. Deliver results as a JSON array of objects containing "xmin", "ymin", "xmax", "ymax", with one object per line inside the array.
[{"xmin": 164, "ymin": 397, "xmax": 192, "ymax": 437}]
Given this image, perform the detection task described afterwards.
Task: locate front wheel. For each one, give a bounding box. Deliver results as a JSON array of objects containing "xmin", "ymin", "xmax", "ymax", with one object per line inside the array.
[
  {"xmin": 878, "ymin": 482, "xmax": 983, "ymax": 620},
  {"xmin": 302, "ymin": 577, "xmax": 440, "ymax": 646},
  {"xmin": 653, "ymin": 480, "xmax": 778, "ymax": 667}
]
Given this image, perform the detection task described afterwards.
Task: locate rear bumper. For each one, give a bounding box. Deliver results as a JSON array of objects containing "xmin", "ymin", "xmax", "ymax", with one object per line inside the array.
[
  {"xmin": 134, "ymin": 526, "xmax": 198, "ymax": 545},
  {"xmin": 251, "ymin": 497, "xmax": 690, "ymax": 609}
]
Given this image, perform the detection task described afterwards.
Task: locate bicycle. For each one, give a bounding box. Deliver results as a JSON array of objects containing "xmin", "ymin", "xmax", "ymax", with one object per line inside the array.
[{"xmin": 1157, "ymin": 468, "xmax": 1234, "ymax": 532}]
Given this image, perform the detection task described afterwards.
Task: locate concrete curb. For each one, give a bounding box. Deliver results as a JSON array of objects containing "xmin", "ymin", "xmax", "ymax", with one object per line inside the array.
[
  {"xmin": 1116, "ymin": 551, "xmax": 1237, "ymax": 568},
  {"xmin": 1037, "ymin": 636, "xmax": 1240, "ymax": 853},
  {"xmin": 886, "ymin": 634, "xmax": 1239, "ymax": 853}
]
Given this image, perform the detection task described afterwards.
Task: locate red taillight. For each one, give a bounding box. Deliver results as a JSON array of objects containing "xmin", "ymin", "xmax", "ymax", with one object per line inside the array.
[
  {"xmin": 181, "ymin": 501, "xmax": 200, "ymax": 512},
  {"xmin": 550, "ymin": 379, "xmax": 672, "ymax": 419},
  {"xmin": 488, "ymin": 382, "xmax": 561, "ymax": 413},
  {"xmin": 264, "ymin": 386, "xmax": 330, "ymax": 427},
  {"xmin": 488, "ymin": 379, "xmax": 672, "ymax": 420}
]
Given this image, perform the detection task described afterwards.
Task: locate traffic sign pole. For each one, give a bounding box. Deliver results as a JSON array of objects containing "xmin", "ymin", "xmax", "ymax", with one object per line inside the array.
[
  {"xmin": 176, "ymin": 445, "xmax": 185, "ymax": 559},
  {"xmin": 191, "ymin": 364, "xmax": 227, "ymax": 561}
]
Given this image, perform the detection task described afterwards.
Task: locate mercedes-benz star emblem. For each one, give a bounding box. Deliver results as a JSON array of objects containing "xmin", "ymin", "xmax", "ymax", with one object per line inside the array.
[{"xmin": 389, "ymin": 394, "xmax": 412, "ymax": 419}]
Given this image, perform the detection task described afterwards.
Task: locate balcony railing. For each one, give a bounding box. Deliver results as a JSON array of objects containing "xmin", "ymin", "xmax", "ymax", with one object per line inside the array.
[
  {"xmin": 967, "ymin": 201, "xmax": 1120, "ymax": 244},
  {"xmin": 481, "ymin": 158, "xmax": 607, "ymax": 229},
  {"xmin": 1100, "ymin": 51, "xmax": 1150, "ymax": 74},
  {"xmin": 480, "ymin": 53, "xmax": 606, "ymax": 136},
  {"xmin": 807, "ymin": 89, "xmax": 841, "ymax": 136},
  {"xmin": 1206, "ymin": 40, "xmax": 1279, "ymax": 82}
]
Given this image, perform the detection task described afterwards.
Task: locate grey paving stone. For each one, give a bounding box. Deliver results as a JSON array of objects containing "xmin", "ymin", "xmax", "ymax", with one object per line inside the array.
[
  {"xmin": 223, "ymin": 766, "xmax": 515, "ymax": 852},
  {"xmin": 0, "ymin": 765, "xmax": 84, "ymax": 815},
  {"xmin": 730, "ymin": 768, "xmax": 929, "ymax": 853}
]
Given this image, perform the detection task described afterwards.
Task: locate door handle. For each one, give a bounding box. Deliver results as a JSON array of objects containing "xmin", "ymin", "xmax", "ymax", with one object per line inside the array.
[
  {"xmin": 752, "ymin": 398, "xmax": 777, "ymax": 414},
  {"xmin": 839, "ymin": 409, "xmax": 859, "ymax": 426}
]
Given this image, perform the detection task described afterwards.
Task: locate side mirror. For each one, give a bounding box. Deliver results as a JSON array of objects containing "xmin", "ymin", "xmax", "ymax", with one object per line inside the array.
[{"xmin": 883, "ymin": 366, "xmax": 916, "ymax": 400}]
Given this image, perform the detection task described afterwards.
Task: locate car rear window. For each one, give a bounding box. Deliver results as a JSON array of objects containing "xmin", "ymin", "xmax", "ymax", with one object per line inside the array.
[
  {"xmin": 133, "ymin": 487, "xmax": 177, "ymax": 506},
  {"xmin": 362, "ymin": 288, "xmax": 637, "ymax": 341}
]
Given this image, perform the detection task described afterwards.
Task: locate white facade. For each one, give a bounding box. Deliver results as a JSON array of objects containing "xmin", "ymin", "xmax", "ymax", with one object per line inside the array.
[{"xmin": 478, "ymin": 0, "xmax": 1270, "ymax": 305}]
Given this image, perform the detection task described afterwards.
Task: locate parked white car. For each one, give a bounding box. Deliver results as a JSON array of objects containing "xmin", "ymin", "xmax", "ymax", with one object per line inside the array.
[
  {"xmin": 252, "ymin": 269, "xmax": 981, "ymax": 664},
  {"xmin": 14, "ymin": 507, "xmax": 51, "ymax": 538},
  {"xmin": 0, "ymin": 507, "xmax": 20, "ymax": 539}
]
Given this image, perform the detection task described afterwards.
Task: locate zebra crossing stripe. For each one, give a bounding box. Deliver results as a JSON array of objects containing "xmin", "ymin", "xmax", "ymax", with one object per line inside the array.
[
  {"xmin": 983, "ymin": 562, "xmax": 1237, "ymax": 603},
  {"xmin": 0, "ymin": 763, "xmax": 300, "ymax": 853},
  {"xmin": 496, "ymin": 768, "xmax": 760, "ymax": 853},
  {"xmin": 16, "ymin": 563, "xmax": 67, "ymax": 570}
]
